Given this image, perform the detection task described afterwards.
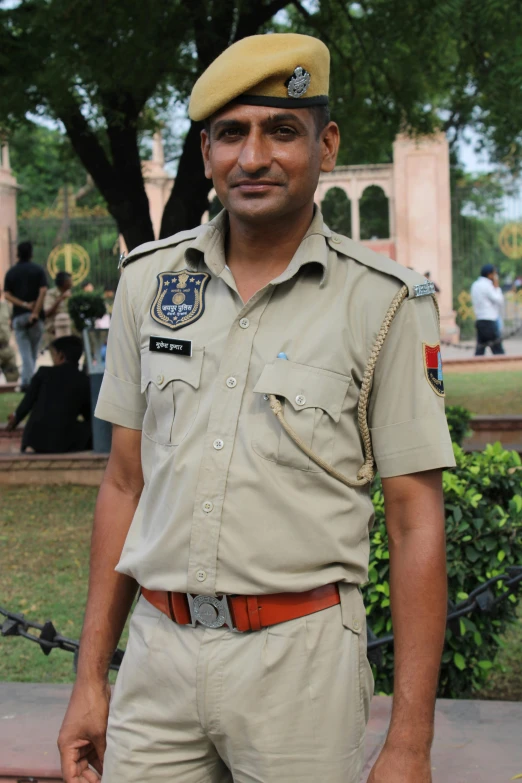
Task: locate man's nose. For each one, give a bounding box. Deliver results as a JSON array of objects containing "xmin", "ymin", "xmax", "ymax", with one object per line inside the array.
[{"xmin": 237, "ymin": 128, "xmax": 272, "ymax": 174}]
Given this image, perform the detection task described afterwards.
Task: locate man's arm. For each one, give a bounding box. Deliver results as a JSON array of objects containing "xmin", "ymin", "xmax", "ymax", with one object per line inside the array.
[
  {"xmin": 58, "ymin": 424, "xmax": 143, "ymax": 783},
  {"xmin": 3, "ymin": 291, "xmax": 33, "ymax": 310},
  {"xmin": 6, "ymin": 369, "xmax": 43, "ymax": 430},
  {"xmin": 29, "ymin": 285, "xmax": 47, "ymax": 322},
  {"xmin": 368, "ymin": 469, "xmax": 447, "ymax": 783},
  {"xmin": 45, "ymin": 290, "xmax": 70, "ymax": 319}
]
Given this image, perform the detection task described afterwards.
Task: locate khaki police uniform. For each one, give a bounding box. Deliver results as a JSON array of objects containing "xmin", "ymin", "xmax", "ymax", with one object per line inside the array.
[
  {"xmin": 43, "ymin": 287, "xmax": 72, "ymax": 348},
  {"xmin": 95, "ymin": 32, "xmax": 455, "ymax": 783}
]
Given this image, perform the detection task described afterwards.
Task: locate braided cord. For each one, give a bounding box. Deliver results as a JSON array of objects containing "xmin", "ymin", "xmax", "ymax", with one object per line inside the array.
[{"xmin": 268, "ymin": 284, "xmax": 409, "ymax": 489}]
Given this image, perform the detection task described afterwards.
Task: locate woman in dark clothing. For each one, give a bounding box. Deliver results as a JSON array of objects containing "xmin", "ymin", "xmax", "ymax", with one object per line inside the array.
[{"xmin": 7, "ymin": 335, "xmax": 92, "ymax": 453}]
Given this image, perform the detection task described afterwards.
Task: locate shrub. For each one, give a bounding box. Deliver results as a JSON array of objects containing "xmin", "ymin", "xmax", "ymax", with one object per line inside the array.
[
  {"xmin": 445, "ymin": 404, "xmax": 473, "ymax": 446},
  {"xmin": 68, "ymin": 290, "xmax": 106, "ymax": 333},
  {"xmin": 366, "ymin": 442, "xmax": 522, "ymax": 698}
]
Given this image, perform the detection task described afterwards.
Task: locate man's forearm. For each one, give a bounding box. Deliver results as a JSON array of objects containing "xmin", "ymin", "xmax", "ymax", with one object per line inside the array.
[
  {"xmin": 4, "ymin": 291, "xmax": 31, "ymax": 309},
  {"xmin": 32, "ymin": 287, "xmax": 47, "ymax": 317},
  {"xmin": 76, "ymin": 476, "xmax": 141, "ymax": 684},
  {"xmin": 386, "ymin": 520, "xmax": 447, "ymax": 750}
]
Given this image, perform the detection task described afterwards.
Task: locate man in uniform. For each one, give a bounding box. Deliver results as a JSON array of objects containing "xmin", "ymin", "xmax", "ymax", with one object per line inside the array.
[
  {"xmin": 0, "ymin": 283, "xmax": 19, "ymax": 383},
  {"xmin": 59, "ymin": 33, "xmax": 454, "ymax": 783}
]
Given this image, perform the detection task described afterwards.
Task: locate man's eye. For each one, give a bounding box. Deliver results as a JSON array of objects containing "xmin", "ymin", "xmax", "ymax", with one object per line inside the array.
[
  {"xmin": 221, "ymin": 128, "xmax": 242, "ymax": 139},
  {"xmin": 274, "ymin": 126, "xmax": 297, "ymax": 136}
]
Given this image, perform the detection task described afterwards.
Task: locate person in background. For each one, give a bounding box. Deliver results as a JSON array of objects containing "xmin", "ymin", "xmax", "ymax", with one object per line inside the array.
[
  {"xmin": 0, "ymin": 283, "xmax": 19, "ymax": 383},
  {"xmin": 43, "ymin": 271, "xmax": 73, "ymax": 348},
  {"xmin": 424, "ymin": 271, "xmax": 440, "ymax": 293},
  {"xmin": 3, "ymin": 241, "xmax": 47, "ymax": 390},
  {"xmin": 470, "ymin": 263, "xmax": 505, "ymax": 355},
  {"xmin": 81, "ymin": 280, "xmax": 95, "ymax": 293},
  {"xmin": 6, "ymin": 335, "xmax": 91, "ymax": 453}
]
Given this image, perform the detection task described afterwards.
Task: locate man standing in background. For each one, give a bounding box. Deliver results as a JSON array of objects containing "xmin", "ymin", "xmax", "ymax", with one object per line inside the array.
[
  {"xmin": 3, "ymin": 241, "xmax": 47, "ymax": 389},
  {"xmin": 43, "ymin": 270, "xmax": 73, "ymax": 348},
  {"xmin": 470, "ymin": 263, "xmax": 505, "ymax": 355}
]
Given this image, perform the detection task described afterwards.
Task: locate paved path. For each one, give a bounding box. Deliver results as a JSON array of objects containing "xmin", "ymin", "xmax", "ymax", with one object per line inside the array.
[
  {"xmin": 441, "ymin": 336, "xmax": 522, "ymax": 360},
  {"xmin": 0, "ymin": 683, "xmax": 521, "ymax": 781}
]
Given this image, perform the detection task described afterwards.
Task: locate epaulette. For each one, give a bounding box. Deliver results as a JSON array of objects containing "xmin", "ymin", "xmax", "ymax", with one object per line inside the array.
[
  {"xmin": 119, "ymin": 226, "xmax": 206, "ymax": 269},
  {"xmin": 326, "ymin": 232, "xmax": 435, "ymax": 299}
]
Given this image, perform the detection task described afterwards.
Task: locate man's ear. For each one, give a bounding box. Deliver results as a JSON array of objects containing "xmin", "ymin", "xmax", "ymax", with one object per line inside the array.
[
  {"xmin": 320, "ymin": 121, "xmax": 340, "ymax": 174},
  {"xmin": 201, "ymin": 129, "xmax": 213, "ymax": 180}
]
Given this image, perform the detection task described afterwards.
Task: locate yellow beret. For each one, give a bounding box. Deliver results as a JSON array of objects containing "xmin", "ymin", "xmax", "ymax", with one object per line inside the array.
[{"xmin": 189, "ymin": 33, "xmax": 330, "ymax": 122}]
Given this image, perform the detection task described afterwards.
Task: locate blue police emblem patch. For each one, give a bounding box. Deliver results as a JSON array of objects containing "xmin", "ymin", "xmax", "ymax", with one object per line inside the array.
[{"xmin": 150, "ymin": 270, "xmax": 210, "ymax": 331}]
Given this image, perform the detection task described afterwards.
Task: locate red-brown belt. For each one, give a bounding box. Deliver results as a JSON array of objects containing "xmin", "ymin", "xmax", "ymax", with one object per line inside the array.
[{"xmin": 141, "ymin": 584, "xmax": 340, "ymax": 632}]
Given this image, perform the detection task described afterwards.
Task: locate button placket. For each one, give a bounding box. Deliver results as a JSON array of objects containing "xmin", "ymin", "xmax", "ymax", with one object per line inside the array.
[{"xmin": 186, "ymin": 289, "xmax": 275, "ymax": 595}]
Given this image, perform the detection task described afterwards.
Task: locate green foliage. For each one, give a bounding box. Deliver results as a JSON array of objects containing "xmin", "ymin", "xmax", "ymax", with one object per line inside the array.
[
  {"xmin": 320, "ymin": 187, "xmax": 352, "ymax": 236},
  {"xmin": 445, "ymin": 405, "xmax": 472, "ymax": 446},
  {"xmin": 367, "ymin": 443, "xmax": 522, "ymax": 698},
  {"xmin": 8, "ymin": 123, "xmax": 91, "ymax": 216},
  {"xmin": 68, "ymin": 290, "xmax": 106, "ymax": 333}
]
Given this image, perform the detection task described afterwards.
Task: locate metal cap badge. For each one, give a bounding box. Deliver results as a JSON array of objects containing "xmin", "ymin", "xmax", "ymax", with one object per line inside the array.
[{"xmin": 287, "ymin": 66, "xmax": 311, "ymax": 98}]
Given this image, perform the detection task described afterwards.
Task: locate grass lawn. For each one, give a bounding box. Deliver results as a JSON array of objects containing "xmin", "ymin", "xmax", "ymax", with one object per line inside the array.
[
  {"xmin": 0, "ymin": 485, "xmax": 127, "ymax": 684},
  {"xmin": 1, "ymin": 486, "xmax": 521, "ymax": 698},
  {"xmin": 0, "ymin": 391, "xmax": 22, "ymax": 422},
  {"xmin": 445, "ymin": 371, "xmax": 522, "ymax": 415}
]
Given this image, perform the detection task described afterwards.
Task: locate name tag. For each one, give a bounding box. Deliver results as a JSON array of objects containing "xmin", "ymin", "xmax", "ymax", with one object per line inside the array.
[{"xmin": 149, "ymin": 336, "xmax": 192, "ymax": 357}]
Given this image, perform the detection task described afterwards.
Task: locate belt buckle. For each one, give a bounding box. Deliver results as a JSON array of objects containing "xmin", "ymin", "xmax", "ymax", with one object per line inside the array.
[{"xmin": 187, "ymin": 594, "xmax": 239, "ymax": 631}]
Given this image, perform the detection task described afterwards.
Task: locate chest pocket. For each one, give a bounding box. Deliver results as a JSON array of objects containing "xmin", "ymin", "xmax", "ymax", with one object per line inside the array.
[
  {"xmin": 141, "ymin": 349, "xmax": 204, "ymax": 446},
  {"xmin": 252, "ymin": 359, "xmax": 352, "ymax": 471}
]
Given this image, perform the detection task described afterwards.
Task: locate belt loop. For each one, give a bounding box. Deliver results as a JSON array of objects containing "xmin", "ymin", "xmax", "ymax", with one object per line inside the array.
[{"xmin": 246, "ymin": 596, "xmax": 262, "ymax": 631}]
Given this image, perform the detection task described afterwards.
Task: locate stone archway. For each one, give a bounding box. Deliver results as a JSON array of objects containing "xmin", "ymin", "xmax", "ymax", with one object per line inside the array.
[{"xmin": 320, "ymin": 187, "xmax": 352, "ymax": 237}]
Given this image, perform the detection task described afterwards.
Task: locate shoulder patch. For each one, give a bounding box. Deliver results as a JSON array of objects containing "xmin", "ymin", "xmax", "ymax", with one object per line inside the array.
[
  {"xmin": 120, "ymin": 225, "xmax": 207, "ymax": 269},
  {"xmin": 423, "ymin": 343, "xmax": 445, "ymax": 397},
  {"xmin": 326, "ymin": 233, "xmax": 428, "ymax": 298}
]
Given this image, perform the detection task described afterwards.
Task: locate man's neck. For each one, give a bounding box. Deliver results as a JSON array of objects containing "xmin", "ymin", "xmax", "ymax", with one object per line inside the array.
[{"xmin": 226, "ymin": 202, "xmax": 314, "ymax": 276}]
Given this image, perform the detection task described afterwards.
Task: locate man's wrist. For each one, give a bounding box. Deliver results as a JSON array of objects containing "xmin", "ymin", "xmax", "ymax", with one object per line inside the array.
[{"xmin": 385, "ymin": 725, "xmax": 433, "ymax": 755}]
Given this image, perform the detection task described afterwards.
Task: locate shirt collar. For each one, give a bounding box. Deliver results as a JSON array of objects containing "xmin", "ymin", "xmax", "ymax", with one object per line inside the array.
[{"xmin": 183, "ymin": 207, "xmax": 332, "ymax": 286}]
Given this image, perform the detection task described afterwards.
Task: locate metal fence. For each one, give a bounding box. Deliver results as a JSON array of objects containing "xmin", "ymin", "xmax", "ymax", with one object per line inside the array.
[{"xmin": 17, "ymin": 216, "xmax": 120, "ymax": 293}]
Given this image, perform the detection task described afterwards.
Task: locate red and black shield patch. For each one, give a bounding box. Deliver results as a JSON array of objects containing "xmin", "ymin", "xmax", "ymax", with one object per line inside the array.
[{"xmin": 423, "ymin": 343, "xmax": 445, "ymax": 397}]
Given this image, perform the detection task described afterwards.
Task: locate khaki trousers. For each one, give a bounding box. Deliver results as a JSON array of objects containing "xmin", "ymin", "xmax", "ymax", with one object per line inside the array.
[{"xmin": 102, "ymin": 587, "xmax": 373, "ymax": 783}]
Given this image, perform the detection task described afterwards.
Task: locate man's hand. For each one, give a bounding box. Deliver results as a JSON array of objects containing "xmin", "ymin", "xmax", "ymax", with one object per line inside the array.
[
  {"xmin": 367, "ymin": 743, "xmax": 432, "ymax": 783},
  {"xmin": 58, "ymin": 679, "xmax": 111, "ymax": 782},
  {"xmin": 6, "ymin": 413, "xmax": 17, "ymax": 431},
  {"xmin": 28, "ymin": 312, "xmax": 38, "ymax": 324}
]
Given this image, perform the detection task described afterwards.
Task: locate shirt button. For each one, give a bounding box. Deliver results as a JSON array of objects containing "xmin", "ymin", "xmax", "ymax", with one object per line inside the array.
[
  {"xmin": 156, "ymin": 373, "xmax": 164, "ymax": 384},
  {"xmin": 202, "ymin": 501, "xmax": 214, "ymax": 513},
  {"xmin": 263, "ymin": 394, "xmax": 269, "ymax": 401},
  {"xmin": 239, "ymin": 317, "xmax": 250, "ymax": 329},
  {"xmin": 226, "ymin": 377, "xmax": 237, "ymax": 388},
  {"xmin": 213, "ymin": 439, "xmax": 224, "ymax": 450},
  {"xmin": 196, "ymin": 569, "xmax": 207, "ymax": 582},
  {"xmin": 352, "ymin": 617, "xmax": 361, "ymax": 631},
  {"xmin": 295, "ymin": 394, "xmax": 306, "ymax": 406},
  {"xmin": 331, "ymin": 234, "xmax": 342, "ymax": 244}
]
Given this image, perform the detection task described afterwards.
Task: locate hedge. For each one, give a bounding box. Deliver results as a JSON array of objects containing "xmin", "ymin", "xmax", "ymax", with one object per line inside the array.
[{"xmin": 365, "ymin": 441, "xmax": 522, "ymax": 698}]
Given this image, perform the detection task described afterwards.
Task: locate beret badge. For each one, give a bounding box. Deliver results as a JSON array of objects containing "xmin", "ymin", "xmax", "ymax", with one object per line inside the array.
[{"xmin": 287, "ymin": 66, "xmax": 311, "ymax": 98}]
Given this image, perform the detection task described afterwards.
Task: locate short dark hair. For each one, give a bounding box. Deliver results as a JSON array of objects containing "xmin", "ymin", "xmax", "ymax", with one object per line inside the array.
[
  {"xmin": 55, "ymin": 271, "xmax": 72, "ymax": 287},
  {"xmin": 204, "ymin": 103, "xmax": 331, "ymax": 140},
  {"xmin": 51, "ymin": 335, "xmax": 83, "ymax": 365},
  {"xmin": 17, "ymin": 241, "xmax": 33, "ymax": 262}
]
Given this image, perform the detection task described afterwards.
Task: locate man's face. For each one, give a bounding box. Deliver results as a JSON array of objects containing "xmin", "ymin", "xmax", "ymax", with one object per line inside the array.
[{"xmin": 201, "ymin": 104, "xmax": 339, "ymax": 224}]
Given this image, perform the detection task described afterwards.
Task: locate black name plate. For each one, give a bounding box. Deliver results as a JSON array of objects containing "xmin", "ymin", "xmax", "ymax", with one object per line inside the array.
[{"xmin": 149, "ymin": 336, "xmax": 192, "ymax": 357}]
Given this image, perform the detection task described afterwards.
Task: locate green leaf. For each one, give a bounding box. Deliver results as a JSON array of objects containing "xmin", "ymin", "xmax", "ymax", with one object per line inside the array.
[
  {"xmin": 497, "ymin": 550, "xmax": 506, "ymax": 562},
  {"xmin": 478, "ymin": 660, "xmax": 493, "ymax": 670},
  {"xmin": 453, "ymin": 652, "xmax": 466, "ymax": 671}
]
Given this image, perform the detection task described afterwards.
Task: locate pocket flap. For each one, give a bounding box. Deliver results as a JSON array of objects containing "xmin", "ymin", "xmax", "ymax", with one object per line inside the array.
[
  {"xmin": 141, "ymin": 348, "xmax": 204, "ymax": 392},
  {"xmin": 253, "ymin": 359, "xmax": 351, "ymax": 422}
]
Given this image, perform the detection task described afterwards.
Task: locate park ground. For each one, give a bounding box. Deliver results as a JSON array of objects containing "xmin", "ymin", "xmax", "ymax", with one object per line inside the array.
[{"xmin": 1, "ymin": 370, "xmax": 521, "ymax": 693}]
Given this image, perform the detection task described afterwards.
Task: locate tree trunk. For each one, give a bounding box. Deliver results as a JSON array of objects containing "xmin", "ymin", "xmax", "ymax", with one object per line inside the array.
[{"xmin": 159, "ymin": 121, "xmax": 212, "ymax": 238}]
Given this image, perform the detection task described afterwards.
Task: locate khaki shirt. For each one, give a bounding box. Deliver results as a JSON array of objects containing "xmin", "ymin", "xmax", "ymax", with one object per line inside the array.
[
  {"xmin": 96, "ymin": 210, "xmax": 455, "ymax": 595},
  {"xmin": 0, "ymin": 300, "xmax": 12, "ymax": 345},
  {"xmin": 43, "ymin": 288, "xmax": 71, "ymax": 346}
]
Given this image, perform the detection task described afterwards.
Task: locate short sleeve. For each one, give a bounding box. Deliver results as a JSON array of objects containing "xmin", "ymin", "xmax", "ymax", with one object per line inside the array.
[
  {"xmin": 94, "ymin": 273, "xmax": 146, "ymax": 430},
  {"xmin": 368, "ymin": 295, "xmax": 456, "ymax": 478},
  {"xmin": 38, "ymin": 267, "xmax": 48, "ymax": 287},
  {"xmin": 4, "ymin": 269, "xmax": 14, "ymax": 293}
]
